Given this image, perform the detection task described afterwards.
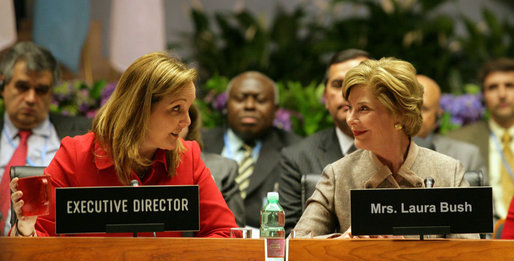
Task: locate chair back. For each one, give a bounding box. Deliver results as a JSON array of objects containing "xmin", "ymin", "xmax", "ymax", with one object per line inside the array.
[
  {"xmin": 493, "ymin": 219, "xmax": 505, "ymax": 239},
  {"xmin": 463, "ymin": 170, "xmax": 484, "ymax": 187},
  {"xmin": 9, "ymin": 166, "xmax": 46, "ymax": 226},
  {"xmin": 301, "ymin": 173, "xmax": 321, "ymax": 212}
]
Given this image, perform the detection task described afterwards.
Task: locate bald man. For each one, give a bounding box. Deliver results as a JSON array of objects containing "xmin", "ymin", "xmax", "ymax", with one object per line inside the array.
[{"xmin": 415, "ymin": 74, "xmax": 486, "ymax": 175}]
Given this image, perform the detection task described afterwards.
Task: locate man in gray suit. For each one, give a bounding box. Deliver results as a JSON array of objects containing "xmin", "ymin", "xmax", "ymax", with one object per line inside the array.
[
  {"xmin": 415, "ymin": 74, "xmax": 486, "ymax": 174},
  {"xmin": 202, "ymin": 71, "xmax": 301, "ymax": 228},
  {"xmin": 278, "ymin": 49, "xmax": 370, "ymax": 233},
  {"xmin": 0, "ymin": 42, "xmax": 91, "ymax": 235},
  {"xmin": 447, "ymin": 58, "xmax": 514, "ymax": 221}
]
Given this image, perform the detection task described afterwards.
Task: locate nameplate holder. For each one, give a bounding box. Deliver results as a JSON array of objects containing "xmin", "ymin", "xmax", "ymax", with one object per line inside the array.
[
  {"xmin": 350, "ymin": 187, "xmax": 493, "ymax": 237},
  {"xmin": 55, "ymin": 185, "xmax": 199, "ymax": 234}
]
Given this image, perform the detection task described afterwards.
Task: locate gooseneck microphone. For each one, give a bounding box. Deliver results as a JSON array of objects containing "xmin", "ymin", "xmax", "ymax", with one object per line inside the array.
[
  {"xmin": 130, "ymin": 179, "xmax": 140, "ymax": 187},
  {"xmin": 424, "ymin": 177, "xmax": 435, "ymax": 188}
]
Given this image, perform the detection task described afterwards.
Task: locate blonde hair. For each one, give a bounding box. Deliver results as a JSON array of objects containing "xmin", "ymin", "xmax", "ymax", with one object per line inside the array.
[
  {"xmin": 92, "ymin": 52, "xmax": 197, "ymax": 184},
  {"xmin": 342, "ymin": 57, "xmax": 423, "ymax": 137}
]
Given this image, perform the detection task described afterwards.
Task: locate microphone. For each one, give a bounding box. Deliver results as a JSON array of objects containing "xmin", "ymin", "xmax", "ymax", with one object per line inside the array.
[
  {"xmin": 424, "ymin": 177, "xmax": 435, "ymax": 188},
  {"xmin": 130, "ymin": 179, "xmax": 140, "ymax": 187}
]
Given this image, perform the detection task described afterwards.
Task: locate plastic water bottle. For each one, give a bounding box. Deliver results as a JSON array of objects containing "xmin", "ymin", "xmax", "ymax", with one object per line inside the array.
[{"xmin": 260, "ymin": 192, "xmax": 285, "ymax": 261}]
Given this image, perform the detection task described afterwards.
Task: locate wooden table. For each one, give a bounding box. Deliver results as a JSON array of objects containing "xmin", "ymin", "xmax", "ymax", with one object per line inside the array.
[
  {"xmin": 289, "ymin": 238, "xmax": 514, "ymax": 260},
  {"xmin": 2, "ymin": 237, "xmax": 514, "ymax": 261}
]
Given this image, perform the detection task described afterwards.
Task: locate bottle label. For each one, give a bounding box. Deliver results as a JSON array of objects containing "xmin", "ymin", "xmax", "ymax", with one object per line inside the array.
[{"xmin": 265, "ymin": 238, "xmax": 285, "ymax": 258}]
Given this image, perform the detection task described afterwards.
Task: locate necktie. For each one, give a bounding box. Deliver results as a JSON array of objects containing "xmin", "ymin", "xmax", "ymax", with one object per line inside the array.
[
  {"xmin": 235, "ymin": 144, "xmax": 254, "ymax": 199},
  {"xmin": 0, "ymin": 130, "xmax": 32, "ymax": 235},
  {"xmin": 501, "ymin": 132, "xmax": 514, "ymax": 211}
]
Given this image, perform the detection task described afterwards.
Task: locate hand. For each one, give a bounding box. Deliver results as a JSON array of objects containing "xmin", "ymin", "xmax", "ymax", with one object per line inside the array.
[
  {"xmin": 341, "ymin": 227, "xmax": 369, "ymax": 239},
  {"xmin": 340, "ymin": 227, "xmax": 404, "ymax": 239},
  {"xmin": 9, "ymin": 177, "xmax": 37, "ymax": 236}
]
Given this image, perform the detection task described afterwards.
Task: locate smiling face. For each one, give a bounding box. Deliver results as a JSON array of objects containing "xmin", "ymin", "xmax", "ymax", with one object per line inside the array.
[
  {"xmin": 346, "ymin": 84, "xmax": 400, "ymax": 153},
  {"xmin": 483, "ymin": 71, "xmax": 514, "ymax": 128},
  {"xmin": 324, "ymin": 57, "xmax": 367, "ymax": 136},
  {"xmin": 140, "ymin": 82, "xmax": 195, "ymax": 158},
  {"xmin": 1, "ymin": 60, "xmax": 53, "ymax": 129},
  {"xmin": 227, "ymin": 73, "xmax": 277, "ymax": 141}
]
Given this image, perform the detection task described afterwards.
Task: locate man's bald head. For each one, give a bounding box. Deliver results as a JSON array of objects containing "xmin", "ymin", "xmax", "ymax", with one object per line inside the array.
[{"xmin": 416, "ymin": 74, "xmax": 442, "ymax": 138}]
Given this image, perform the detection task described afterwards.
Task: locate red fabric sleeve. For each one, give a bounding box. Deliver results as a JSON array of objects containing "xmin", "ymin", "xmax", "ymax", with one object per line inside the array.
[{"xmin": 501, "ymin": 197, "xmax": 514, "ymax": 239}]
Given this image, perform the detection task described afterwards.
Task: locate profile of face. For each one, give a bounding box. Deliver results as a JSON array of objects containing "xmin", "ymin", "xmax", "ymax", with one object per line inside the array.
[
  {"xmin": 1, "ymin": 60, "xmax": 53, "ymax": 129},
  {"xmin": 227, "ymin": 72, "xmax": 277, "ymax": 141},
  {"xmin": 346, "ymin": 85, "xmax": 400, "ymax": 152},
  {"xmin": 482, "ymin": 71, "xmax": 514, "ymax": 128},
  {"xmin": 416, "ymin": 75, "xmax": 441, "ymax": 138},
  {"xmin": 141, "ymin": 82, "xmax": 195, "ymax": 155},
  {"xmin": 324, "ymin": 57, "xmax": 367, "ymax": 136}
]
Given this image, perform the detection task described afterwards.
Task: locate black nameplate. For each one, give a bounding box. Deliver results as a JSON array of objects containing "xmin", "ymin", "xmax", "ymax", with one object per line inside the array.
[
  {"xmin": 350, "ymin": 187, "xmax": 493, "ymax": 236},
  {"xmin": 55, "ymin": 185, "xmax": 199, "ymax": 234}
]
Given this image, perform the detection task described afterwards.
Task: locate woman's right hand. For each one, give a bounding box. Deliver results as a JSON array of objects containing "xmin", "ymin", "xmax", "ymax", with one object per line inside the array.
[{"xmin": 9, "ymin": 177, "xmax": 37, "ymax": 236}]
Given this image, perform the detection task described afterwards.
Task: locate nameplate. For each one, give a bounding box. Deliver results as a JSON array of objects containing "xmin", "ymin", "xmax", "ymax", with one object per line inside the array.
[
  {"xmin": 350, "ymin": 187, "xmax": 493, "ymax": 236},
  {"xmin": 55, "ymin": 185, "xmax": 199, "ymax": 234}
]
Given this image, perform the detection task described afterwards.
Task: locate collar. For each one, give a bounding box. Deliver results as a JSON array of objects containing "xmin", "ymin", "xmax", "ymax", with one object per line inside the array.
[
  {"xmin": 364, "ymin": 139, "xmax": 424, "ymax": 188},
  {"xmin": 3, "ymin": 113, "xmax": 51, "ymax": 138},
  {"xmin": 335, "ymin": 126, "xmax": 354, "ymax": 155},
  {"xmin": 94, "ymin": 140, "xmax": 168, "ymax": 172},
  {"xmin": 489, "ymin": 118, "xmax": 514, "ymax": 142},
  {"xmin": 226, "ymin": 128, "xmax": 245, "ymax": 152}
]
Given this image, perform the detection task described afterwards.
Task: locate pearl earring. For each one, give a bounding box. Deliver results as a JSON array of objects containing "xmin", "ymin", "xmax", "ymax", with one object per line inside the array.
[{"xmin": 394, "ymin": 123, "xmax": 403, "ymax": 130}]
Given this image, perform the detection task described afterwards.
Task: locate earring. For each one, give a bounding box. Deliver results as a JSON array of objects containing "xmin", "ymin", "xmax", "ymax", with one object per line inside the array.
[{"xmin": 394, "ymin": 123, "xmax": 403, "ymax": 130}]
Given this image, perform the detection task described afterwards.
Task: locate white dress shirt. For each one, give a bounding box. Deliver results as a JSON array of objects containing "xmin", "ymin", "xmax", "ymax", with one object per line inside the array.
[{"xmin": 1, "ymin": 113, "xmax": 61, "ymax": 235}]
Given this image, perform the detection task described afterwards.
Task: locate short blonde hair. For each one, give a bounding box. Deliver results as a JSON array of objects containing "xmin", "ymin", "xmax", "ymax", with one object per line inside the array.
[
  {"xmin": 92, "ymin": 52, "xmax": 197, "ymax": 184},
  {"xmin": 342, "ymin": 57, "xmax": 423, "ymax": 137}
]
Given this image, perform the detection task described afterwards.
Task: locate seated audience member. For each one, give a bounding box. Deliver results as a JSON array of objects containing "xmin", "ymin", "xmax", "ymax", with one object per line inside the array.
[
  {"xmin": 278, "ymin": 49, "xmax": 369, "ymax": 233},
  {"xmin": 180, "ymin": 103, "xmax": 245, "ymax": 227},
  {"xmin": 202, "ymin": 71, "xmax": 301, "ymax": 228},
  {"xmin": 9, "ymin": 52, "xmax": 236, "ymax": 237},
  {"xmin": 447, "ymin": 58, "xmax": 514, "ymax": 222},
  {"xmin": 293, "ymin": 58, "xmax": 478, "ymax": 239},
  {"xmin": 0, "ymin": 42, "xmax": 91, "ymax": 236},
  {"xmin": 415, "ymin": 74, "xmax": 486, "ymax": 174}
]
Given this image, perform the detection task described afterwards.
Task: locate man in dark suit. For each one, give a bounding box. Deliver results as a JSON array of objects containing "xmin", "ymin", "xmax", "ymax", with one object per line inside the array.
[
  {"xmin": 278, "ymin": 49, "xmax": 370, "ymax": 233},
  {"xmin": 0, "ymin": 42, "xmax": 91, "ymax": 235},
  {"xmin": 202, "ymin": 71, "xmax": 301, "ymax": 228}
]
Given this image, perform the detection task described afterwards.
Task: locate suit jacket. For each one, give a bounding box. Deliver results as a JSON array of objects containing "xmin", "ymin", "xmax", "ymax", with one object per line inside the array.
[
  {"xmin": 48, "ymin": 113, "xmax": 92, "ymax": 138},
  {"xmin": 1, "ymin": 113, "xmax": 91, "ymax": 140},
  {"xmin": 201, "ymin": 152, "xmax": 245, "ymax": 227},
  {"xmin": 446, "ymin": 121, "xmax": 490, "ymax": 181},
  {"xmin": 202, "ymin": 127, "xmax": 301, "ymax": 227},
  {"xmin": 294, "ymin": 141, "xmax": 478, "ymax": 239},
  {"xmin": 432, "ymin": 134, "xmax": 487, "ymax": 183},
  {"xmin": 278, "ymin": 128, "xmax": 346, "ymax": 232}
]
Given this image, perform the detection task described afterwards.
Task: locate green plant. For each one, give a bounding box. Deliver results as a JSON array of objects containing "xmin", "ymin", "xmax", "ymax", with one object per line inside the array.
[{"xmin": 50, "ymin": 80, "xmax": 107, "ymax": 117}]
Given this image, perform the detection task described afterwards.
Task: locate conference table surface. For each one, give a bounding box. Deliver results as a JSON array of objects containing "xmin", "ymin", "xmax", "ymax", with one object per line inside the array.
[{"xmin": 1, "ymin": 237, "xmax": 514, "ymax": 260}]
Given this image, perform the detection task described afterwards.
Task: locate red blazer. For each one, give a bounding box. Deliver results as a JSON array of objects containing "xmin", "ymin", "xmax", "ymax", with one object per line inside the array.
[
  {"xmin": 35, "ymin": 132, "xmax": 236, "ymax": 237},
  {"xmin": 502, "ymin": 198, "xmax": 514, "ymax": 239}
]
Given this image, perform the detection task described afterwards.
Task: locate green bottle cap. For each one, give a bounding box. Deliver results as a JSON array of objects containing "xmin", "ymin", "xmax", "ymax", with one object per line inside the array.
[{"xmin": 267, "ymin": 192, "xmax": 279, "ymax": 201}]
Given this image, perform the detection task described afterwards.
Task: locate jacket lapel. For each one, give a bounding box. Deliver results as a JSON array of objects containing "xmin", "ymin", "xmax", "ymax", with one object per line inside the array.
[
  {"xmin": 315, "ymin": 128, "xmax": 344, "ymax": 170},
  {"xmin": 245, "ymin": 131, "xmax": 283, "ymax": 195}
]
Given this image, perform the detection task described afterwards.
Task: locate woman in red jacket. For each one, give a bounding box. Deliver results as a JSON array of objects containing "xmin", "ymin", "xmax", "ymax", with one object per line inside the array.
[{"xmin": 10, "ymin": 52, "xmax": 236, "ymax": 237}]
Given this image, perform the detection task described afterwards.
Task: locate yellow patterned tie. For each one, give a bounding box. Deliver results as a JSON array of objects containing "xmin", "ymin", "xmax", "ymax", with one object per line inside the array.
[
  {"xmin": 501, "ymin": 132, "xmax": 514, "ymax": 211},
  {"xmin": 235, "ymin": 144, "xmax": 254, "ymax": 199}
]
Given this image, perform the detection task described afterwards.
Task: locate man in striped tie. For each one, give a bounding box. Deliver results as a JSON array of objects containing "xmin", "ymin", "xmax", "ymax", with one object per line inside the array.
[{"xmin": 202, "ymin": 71, "xmax": 301, "ymax": 228}]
